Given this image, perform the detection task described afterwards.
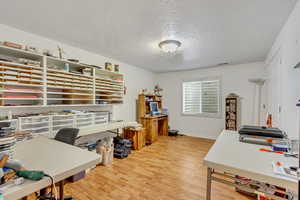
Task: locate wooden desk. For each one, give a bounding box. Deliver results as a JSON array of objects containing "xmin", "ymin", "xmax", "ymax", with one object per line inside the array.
[
  {"xmin": 204, "ymin": 130, "xmax": 298, "ymax": 200},
  {"xmin": 2, "ymin": 136, "xmax": 100, "ymax": 200},
  {"xmin": 141, "ymin": 115, "xmax": 168, "ymax": 144}
]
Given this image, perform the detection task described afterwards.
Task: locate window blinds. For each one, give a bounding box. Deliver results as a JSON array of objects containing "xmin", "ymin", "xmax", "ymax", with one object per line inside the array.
[{"xmin": 183, "ymin": 80, "xmax": 220, "ymax": 115}]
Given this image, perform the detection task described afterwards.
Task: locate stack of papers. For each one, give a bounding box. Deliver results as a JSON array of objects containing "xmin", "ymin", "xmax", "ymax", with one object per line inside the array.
[{"xmin": 272, "ymin": 162, "xmax": 298, "ymax": 180}]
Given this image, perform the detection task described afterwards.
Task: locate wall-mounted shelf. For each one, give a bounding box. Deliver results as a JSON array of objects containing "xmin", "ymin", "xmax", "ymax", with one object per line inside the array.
[{"xmin": 0, "ymin": 45, "xmax": 124, "ymax": 107}]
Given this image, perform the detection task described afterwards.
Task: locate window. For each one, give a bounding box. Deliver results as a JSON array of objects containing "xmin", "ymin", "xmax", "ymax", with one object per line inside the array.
[{"xmin": 182, "ymin": 78, "xmax": 221, "ymax": 117}]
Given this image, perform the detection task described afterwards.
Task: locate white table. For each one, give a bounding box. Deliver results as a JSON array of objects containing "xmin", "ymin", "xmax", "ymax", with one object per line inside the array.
[
  {"xmin": 204, "ymin": 130, "xmax": 298, "ymax": 200},
  {"xmin": 78, "ymin": 121, "xmax": 139, "ymax": 137},
  {"xmin": 3, "ymin": 136, "xmax": 101, "ymax": 200}
]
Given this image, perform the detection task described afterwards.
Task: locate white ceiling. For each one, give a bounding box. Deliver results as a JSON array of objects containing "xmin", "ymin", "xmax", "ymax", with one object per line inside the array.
[{"xmin": 0, "ymin": 0, "xmax": 297, "ymax": 72}]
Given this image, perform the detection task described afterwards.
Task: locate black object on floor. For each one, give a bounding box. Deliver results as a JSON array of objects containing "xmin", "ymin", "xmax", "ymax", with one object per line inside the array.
[
  {"xmin": 169, "ymin": 130, "xmax": 179, "ymax": 136},
  {"xmin": 113, "ymin": 136, "xmax": 132, "ymax": 159}
]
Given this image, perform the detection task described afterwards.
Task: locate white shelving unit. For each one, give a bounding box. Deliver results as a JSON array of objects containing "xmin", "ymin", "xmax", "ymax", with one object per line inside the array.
[
  {"xmin": 0, "ymin": 45, "xmax": 124, "ymax": 107},
  {"xmin": 17, "ymin": 111, "xmax": 109, "ymax": 137}
]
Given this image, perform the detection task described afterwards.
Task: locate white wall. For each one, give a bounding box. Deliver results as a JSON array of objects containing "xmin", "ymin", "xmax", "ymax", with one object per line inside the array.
[
  {"xmin": 265, "ymin": 0, "xmax": 300, "ymax": 139},
  {"xmin": 157, "ymin": 62, "xmax": 265, "ymax": 139},
  {"xmin": 0, "ymin": 24, "xmax": 155, "ymax": 121}
]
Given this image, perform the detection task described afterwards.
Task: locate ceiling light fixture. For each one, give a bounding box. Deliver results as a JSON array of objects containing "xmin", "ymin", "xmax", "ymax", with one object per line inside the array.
[{"xmin": 158, "ymin": 40, "xmax": 181, "ymax": 53}]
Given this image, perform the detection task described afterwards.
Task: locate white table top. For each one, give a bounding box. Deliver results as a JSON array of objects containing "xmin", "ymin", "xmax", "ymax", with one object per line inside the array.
[
  {"xmin": 78, "ymin": 121, "xmax": 139, "ymax": 137},
  {"xmin": 204, "ymin": 130, "xmax": 298, "ymax": 191},
  {"xmin": 3, "ymin": 136, "xmax": 101, "ymax": 200}
]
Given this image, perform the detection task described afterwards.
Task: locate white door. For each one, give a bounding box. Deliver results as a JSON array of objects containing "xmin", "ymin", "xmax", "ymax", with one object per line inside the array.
[{"xmin": 266, "ymin": 50, "xmax": 282, "ymax": 128}]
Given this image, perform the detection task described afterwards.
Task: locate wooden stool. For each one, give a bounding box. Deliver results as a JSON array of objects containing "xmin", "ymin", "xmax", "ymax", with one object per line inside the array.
[{"xmin": 123, "ymin": 127, "xmax": 145, "ymax": 150}]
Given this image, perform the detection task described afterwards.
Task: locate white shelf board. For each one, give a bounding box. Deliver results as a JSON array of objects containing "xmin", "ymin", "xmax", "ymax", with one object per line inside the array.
[
  {"xmin": 0, "ymin": 60, "xmax": 42, "ymax": 70},
  {"xmin": 53, "ymin": 123, "xmax": 73, "ymax": 128},
  {"xmin": 46, "ymin": 104, "xmax": 112, "ymax": 107},
  {"xmin": 0, "ymin": 66, "xmax": 43, "ymax": 74},
  {"xmin": 22, "ymin": 126, "xmax": 49, "ymax": 131},
  {"xmin": 0, "ymin": 71, "xmax": 42, "ymax": 79},
  {"xmin": 0, "ymin": 82, "xmax": 43, "ymax": 87},
  {"xmin": 0, "ymin": 90, "xmax": 43, "ymax": 94},
  {"xmin": 52, "ymin": 119, "xmax": 74, "ymax": 122},
  {"xmin": 22, "ymin": 121, "xmax": 50, "ymax": 126},
  {"xmin": 95, "ymin": 80, "xmax": 123, "ymax": 86},
  {"xmin": 47, "ymin": 73, "xmax": 93, "ymax": 82},
  {"xmin": 47, "ymin": 69, "xmax": 93, "ymax": 79},
  {"xmin": 0, "ymin": 45, "xmax": 43, "ymax": 60},
  {"xmin": 46, "ymin": 56, "xmax": 92, "ymax": 69},
  {"xmin": 95, "ymin": 94, "xmax": 122, "ymax": 97},
  {"xmin": 47, "ymin": 92, "xmax": 92, "ymax": 96},
  {"xmin": 95, "ymin": 77, "xmax": 123, "ymax": 83},
  {"xmin": 1, "ymin": 77, "xmax": 43, "ymax": 83},
  {"xmin": 47, "ymin": 86, "xmax": 93, "ymax": 91},
  {"xmin": 95, "ymin": 68, "xmax": 123, "ymax": 77},
  {"xmin": 95, "ymin": 84, "xmax": 123, "ymax": 89},
  {"xmin": 47, "ymin": 98, "xmax": 94, "ymax": 101},
  {"xmin": 0, "ymin": 98, "xmax": 43, "ymax": 100}
]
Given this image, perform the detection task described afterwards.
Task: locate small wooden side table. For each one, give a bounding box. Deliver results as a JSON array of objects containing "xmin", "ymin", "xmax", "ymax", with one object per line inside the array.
[{"xmin": 123, "ymin": 127, "xmax": 146, "ymax": 150}]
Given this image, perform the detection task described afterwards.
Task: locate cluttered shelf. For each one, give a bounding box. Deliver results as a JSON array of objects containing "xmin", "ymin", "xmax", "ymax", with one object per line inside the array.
[{"xmin": 0, "ymin": 41, "xmax": 125, "ymax": 107}]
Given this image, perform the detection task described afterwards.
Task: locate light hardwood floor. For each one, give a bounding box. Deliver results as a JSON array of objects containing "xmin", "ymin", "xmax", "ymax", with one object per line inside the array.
[{"xmin": 62, "ymin": 136, "xmax": 253, "ymax": 200}]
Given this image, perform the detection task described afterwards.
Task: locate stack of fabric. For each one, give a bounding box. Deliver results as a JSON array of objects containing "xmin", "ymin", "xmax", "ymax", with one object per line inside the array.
[{"xmin": 0, "ymin": 121, "xmax": 16, "ymax": 159}]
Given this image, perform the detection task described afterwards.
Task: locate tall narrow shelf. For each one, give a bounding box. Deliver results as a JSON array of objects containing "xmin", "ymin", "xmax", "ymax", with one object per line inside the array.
[{"xmin": 0, "ymin": 44, "xmax": 124, "ymax": 107}]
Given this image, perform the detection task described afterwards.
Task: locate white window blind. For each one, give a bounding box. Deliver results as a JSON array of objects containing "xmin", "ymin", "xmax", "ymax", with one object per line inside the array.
[{"xmin": 182, "ymin": 79, "xmax": 220, "ymax": 116}]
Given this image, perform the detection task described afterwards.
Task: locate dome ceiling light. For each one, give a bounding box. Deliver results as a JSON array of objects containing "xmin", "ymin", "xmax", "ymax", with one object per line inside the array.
[{"xmin": 158, "ymin": 40, "xmax": 181, "ymax": 53}]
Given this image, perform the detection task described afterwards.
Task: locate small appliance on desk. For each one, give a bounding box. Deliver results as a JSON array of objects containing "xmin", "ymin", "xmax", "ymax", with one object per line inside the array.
[
  {"xmin": 238, "ymin": 125, "xmax": 286, "ymax": 146},
  {"xmin": 149, "ymin": 101, "xmax": 161, "ymax": 116}
]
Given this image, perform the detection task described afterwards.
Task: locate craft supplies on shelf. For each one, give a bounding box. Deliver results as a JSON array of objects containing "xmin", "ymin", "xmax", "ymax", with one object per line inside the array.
[{"xmin": 0, "ymin": 43, "xmax": 124, "ymax": 107}]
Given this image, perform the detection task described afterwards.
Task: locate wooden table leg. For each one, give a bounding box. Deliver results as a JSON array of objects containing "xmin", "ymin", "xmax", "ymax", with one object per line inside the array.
[
  {"xmin": 206, "ymin": 167, "xmax": 212, "ymax": 200},
  {"xmin": 59, "ymin": 180, "xmax": 64, "ymax": 200}
]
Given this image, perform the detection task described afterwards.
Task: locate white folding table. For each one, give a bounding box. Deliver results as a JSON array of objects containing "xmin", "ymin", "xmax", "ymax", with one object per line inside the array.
[
  {"xmin": 2, "ymin": 136, "xmax": 101, "ymax": 200},
  {"xmin": 77, "ymin": 121, "xmax": 139, "ymax": 137},
  {"xmin": 204, "ymin": 130, "xmax": 298, "ymax": 200}
]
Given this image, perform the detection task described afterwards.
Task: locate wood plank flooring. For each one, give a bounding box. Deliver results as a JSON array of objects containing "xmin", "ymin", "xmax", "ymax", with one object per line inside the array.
[{"xmin": 63, "ymin": 136, "xmax": 254, "ymax": 200}]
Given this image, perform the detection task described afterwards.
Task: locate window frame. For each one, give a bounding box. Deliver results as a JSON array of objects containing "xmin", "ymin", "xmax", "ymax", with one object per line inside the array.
[{"xmin": 181, "ymin": 76, "xmax": 222, "ymax": 118}]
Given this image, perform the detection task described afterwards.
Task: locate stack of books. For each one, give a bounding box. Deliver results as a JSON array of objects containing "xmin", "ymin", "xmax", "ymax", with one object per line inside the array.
[{"xmin": 0, "ymin": 121, "xmax": 16, "ymax": 159}]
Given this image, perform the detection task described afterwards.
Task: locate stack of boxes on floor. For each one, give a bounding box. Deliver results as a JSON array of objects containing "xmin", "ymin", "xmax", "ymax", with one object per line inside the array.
[{"xmin": 113, "ymin": 137, "xmax": 132, "ymax": 159}]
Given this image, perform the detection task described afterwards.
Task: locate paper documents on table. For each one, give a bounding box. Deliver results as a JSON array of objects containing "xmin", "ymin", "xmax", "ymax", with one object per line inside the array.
[{"xmin": 272, "ymin": 162, "xmax": 298, "ymax": 180}]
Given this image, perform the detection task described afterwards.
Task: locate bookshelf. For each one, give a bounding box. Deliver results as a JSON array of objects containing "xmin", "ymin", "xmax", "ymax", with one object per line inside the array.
[
  {"xmin": 0, "ymin": 45, "xmax": 124, "ymax": 107},
  {"xmin": 225, "ymin": 93, "xmax": 241, "ymax": 131}
]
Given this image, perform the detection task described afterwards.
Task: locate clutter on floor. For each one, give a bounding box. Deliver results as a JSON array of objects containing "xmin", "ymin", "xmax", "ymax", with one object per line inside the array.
[
  {"xmin": 168, "ymin": 129, "xmax": 179, "ymax": 136},
  {"xmin": 96, "ymin": 137, "xmax": 114, "ymax": 165},
  {"xmin": 113, "ymin": 136, "xmax": 132, "ymax": 159}
]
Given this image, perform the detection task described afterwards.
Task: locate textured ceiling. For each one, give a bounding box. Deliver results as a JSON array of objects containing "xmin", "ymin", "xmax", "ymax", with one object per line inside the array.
[{"xmin": 0, "ymin": 0, "xmax": 297, "ymax": 72}]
